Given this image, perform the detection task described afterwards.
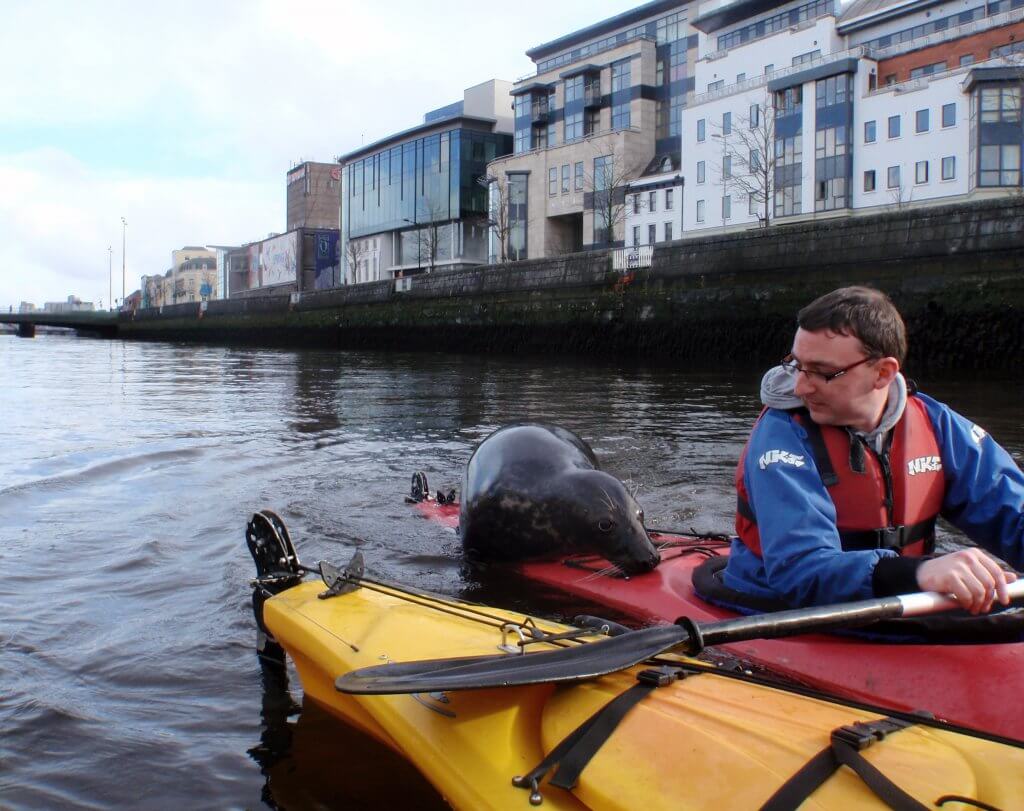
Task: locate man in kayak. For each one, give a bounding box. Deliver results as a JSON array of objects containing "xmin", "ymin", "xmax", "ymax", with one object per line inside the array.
[{"xmin": 724, "ymin": 286, "xmax": 1022, "ymax": 612}]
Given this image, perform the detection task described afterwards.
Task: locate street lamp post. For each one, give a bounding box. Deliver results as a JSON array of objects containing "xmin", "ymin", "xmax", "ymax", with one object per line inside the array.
[
  {"xmin": 108, "ymin": 246, "xmax": 113, "ymax": 311},
  {"xmin": 120, "ymin": 217, "xmax": 127, "ymax": 307}
]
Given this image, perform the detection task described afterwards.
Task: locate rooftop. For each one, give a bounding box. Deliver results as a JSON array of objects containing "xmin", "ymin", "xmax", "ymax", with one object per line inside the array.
[
  {"xmin": 338, "ymin": 114, "xmax": 498, "ymax": 165},
  {"xmin": 525, "ymin": 0, "xmax": 680, "ymax": 60}
]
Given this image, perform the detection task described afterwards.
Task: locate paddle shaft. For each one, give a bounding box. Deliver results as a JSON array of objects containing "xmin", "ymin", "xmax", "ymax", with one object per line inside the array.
[{"xmin": 697, "ymin": 579, "xmax": 1024, "ymax": 651}]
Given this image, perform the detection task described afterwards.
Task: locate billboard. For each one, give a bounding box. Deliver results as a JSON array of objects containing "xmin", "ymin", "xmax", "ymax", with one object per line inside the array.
[
  {"xmin": 313, "ymin": 231, "xmax": 340, "ymax": 290},
  {"xmin": 260, "ymin": 232, "xmax": 297, "ymax": 287}
]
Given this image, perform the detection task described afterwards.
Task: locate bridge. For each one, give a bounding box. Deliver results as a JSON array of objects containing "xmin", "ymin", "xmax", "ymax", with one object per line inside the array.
[{"xmin": 0, "ymin": 311, "xmax": 120, "ymax": 338}]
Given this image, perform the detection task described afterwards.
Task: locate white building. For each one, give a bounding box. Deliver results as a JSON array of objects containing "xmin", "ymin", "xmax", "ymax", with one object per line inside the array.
[
  {"xmin": 624, "ymin": 156, "xmax": 685, "ymax": 246},
  {"xmin": 679, "ymin": 0, "xmax": 1024, "ymax": 234}
]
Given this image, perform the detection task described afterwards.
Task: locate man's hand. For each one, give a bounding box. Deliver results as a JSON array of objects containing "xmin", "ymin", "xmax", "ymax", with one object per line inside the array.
[{"xmin": 915, "ymin": 549, "xmax": 1018, "ymax": 614}]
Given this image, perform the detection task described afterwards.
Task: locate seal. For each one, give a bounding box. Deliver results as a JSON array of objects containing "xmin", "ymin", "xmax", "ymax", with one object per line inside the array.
[{"xmin": 459, "ymin": 423, "xmax": 660, "ymax": 574}]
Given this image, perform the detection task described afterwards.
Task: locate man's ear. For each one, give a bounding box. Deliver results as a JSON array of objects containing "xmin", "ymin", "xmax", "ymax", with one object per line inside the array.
[{"xmin": 874, "ymin": 357, "xmax": 899, "ymax": 389}]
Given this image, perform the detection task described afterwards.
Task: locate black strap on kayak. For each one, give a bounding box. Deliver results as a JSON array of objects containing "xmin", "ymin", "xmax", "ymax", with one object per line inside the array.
[
  {"xmin": 512, "ymin": 666, "xmax": 685, "ymax": 805},
  {"xmin": 760, "ymin": 716, "xmax": 929, "ymax": 811}
]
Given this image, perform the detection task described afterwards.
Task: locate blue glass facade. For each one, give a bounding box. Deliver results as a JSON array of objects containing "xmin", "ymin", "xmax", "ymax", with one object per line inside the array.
[
  {"xmin": 513, "ymin": 5, "xmax": 695, "ymax": 161},
  {"xmin": 345, "ymin": 127, "xmax": 512, "ymax": 241}
]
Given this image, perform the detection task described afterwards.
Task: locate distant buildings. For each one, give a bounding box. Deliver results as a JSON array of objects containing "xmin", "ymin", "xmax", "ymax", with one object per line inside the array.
[
  {"xmin": 119, "ymin": 0, "xmax": 1024, "ymax": 305},
  {"xmin": 339, "ymin": 79, "xmax": 514, "ymax": 284},
  {"xmin": 43, "ymin": 295, "xmax": 94, "ymax": 313}
]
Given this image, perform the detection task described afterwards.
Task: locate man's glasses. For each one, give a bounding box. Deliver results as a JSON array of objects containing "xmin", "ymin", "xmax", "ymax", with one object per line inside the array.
[{"xmin": 780, "ymin": 353, "xmax": 876, "ymax": 384}]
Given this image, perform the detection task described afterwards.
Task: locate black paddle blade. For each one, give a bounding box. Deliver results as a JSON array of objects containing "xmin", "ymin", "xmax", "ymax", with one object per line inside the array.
[{"xmin": 335, "ymin": 624, "xmax": 690, "ymax": 694}]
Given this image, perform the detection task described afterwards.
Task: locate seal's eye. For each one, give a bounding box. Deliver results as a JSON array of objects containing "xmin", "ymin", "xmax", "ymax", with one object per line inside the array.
[
  {"xmin": 636, "ymin": 508, "xmax": 644, "ymax": 524},
  {"xmin": 598, "ymin": 519, "xmax": 614, "ymax": 532}
]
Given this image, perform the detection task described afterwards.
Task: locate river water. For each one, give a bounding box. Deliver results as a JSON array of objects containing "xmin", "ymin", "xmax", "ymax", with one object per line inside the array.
[{"xmin": 1, "ymin": 334, "xmax": 1022, "ymax": 810}]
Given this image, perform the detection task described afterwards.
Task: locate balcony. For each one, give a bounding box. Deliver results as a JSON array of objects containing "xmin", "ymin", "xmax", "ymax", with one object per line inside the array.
[
  {"xmin": 531, "ymin": 99, "xmax": 550, "ymax": 123},
  {"xmin": 583, "ymin": 85, "xmax": 603, "ymax": 107}
]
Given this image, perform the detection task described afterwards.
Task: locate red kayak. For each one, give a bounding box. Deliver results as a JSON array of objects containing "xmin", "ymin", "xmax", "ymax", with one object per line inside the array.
[{"xmin": 412, "ymin": 495, "xmax": 1024, "ymax": 741}]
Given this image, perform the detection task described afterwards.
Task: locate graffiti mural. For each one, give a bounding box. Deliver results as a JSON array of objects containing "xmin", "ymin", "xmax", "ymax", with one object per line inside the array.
[{"xmin": 260, "ymin": 232, "xmax": 297, "ymax": 287}]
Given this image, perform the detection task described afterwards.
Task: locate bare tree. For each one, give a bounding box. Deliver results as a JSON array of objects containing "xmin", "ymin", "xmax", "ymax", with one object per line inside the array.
[
  {"xmin": 712, "ymin": 93, "xmax": 777, "ymax": 226},
  {"xmin": 585, "ymin": 149, "xmax": 645, "ymax": 247},
  {"xmin": 407, "ymin": 199, "xmax": 451, "ymax": 273},
  {"xmin": 478, "ymin": 174, "xmax": 512, "ymax": 264},
  {"xmin": 345, "ymin": 238, "xmax": 369, "ymax": 284}
]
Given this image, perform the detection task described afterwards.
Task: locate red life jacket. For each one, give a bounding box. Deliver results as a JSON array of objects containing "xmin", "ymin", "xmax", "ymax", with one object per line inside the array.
[{"xmin": 735, "ymin": 396, "xmax": 944, "ymax": 557}]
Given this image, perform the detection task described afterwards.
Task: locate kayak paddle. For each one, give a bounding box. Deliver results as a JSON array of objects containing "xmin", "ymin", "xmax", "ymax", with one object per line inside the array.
[{"xmin": 335, "ymin": 580, "xmax": 1024, "ymax": 694}]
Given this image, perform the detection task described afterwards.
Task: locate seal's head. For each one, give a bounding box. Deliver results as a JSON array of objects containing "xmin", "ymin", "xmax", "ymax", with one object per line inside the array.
[{"xmin": 570, "ymin": 470, "xmax": 660, "ymax": 575}]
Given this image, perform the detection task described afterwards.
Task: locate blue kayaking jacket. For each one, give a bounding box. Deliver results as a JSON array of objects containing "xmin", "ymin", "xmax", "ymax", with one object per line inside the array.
[{"xmin": 723, "ymin": 390, "xmax": 1024, "ymax": 607}]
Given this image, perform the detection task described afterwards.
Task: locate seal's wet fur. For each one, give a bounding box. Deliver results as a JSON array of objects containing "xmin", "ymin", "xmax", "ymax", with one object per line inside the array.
[{"xmin": 460, "ymin": 424, "xmax": 660, "ymax": 574}]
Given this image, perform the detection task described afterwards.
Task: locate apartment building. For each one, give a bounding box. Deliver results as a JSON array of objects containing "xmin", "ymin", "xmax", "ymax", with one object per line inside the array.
[
  {"xmin": 487, "ymin": 1, "xmax": 699, "ymax": 259},
  {"xmin": 339, "ymin": 80, "xmax": 514, "ymax": 283},
  {"xmin": 680, "ymin": 0, "xmax": 1024, "ymax": 234}
]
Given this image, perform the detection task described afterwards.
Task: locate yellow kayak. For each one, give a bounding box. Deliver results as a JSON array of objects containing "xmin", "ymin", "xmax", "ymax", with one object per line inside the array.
[{"xmin": 248, "ymin": 513, "xmax": 1024, "ymax": 810}]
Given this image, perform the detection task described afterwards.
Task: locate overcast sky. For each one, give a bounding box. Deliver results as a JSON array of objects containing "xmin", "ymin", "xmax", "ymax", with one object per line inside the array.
[{"xmin": 0, "ymin": 0, "xmax": 642, "ymax": 309}]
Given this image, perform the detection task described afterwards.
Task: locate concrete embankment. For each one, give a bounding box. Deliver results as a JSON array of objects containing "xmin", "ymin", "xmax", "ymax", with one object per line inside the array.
[{"xmin": 119, "ymin": 197, "xmax": 1024, "ymax": 369}]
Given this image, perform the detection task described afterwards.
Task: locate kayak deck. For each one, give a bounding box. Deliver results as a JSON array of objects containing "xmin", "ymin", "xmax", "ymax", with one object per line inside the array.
[
  {"xmin": 264, "ymin": 576, "xmax": 1024, "ymax": 811},
  {"xmin": 414, "ymin": 496, "xmax": 1024, "ymax": 740}
]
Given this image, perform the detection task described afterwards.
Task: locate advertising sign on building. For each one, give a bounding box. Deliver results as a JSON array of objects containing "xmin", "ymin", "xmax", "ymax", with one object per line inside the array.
[
  {"xmin": 313, "ymin": 231, "xmax": 340, "ymax": 290},
  {"xmin": 260, "ymin": 232, "xmax": 297, "ymax": 287}
]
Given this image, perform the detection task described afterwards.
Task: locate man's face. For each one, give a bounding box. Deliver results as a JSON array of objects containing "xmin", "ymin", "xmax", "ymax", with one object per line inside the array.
[{"xmin": 790, "ymin": 328, "xmax": 893, "ymax": 429}]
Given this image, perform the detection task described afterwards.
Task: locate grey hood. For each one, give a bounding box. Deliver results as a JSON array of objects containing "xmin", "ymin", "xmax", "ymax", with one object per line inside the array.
[{"xmin": 759, "ymin": 364, "xmax": 907, "ymax": 453}]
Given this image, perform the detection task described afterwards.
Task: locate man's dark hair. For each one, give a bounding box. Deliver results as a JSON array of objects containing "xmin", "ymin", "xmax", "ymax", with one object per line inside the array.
[{"xmin": 797, "ymin": 286, "xmax": 907, "ymax": 365}]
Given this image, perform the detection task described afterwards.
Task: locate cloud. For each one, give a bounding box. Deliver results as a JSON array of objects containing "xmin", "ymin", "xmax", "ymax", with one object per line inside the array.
[
  {"xmin": 0, "ymin": 148, "xmax": 278, "ymax": 306},
  {"xmin": 0, "ymin": 0, "xmax": 641, "ymax": 306}
]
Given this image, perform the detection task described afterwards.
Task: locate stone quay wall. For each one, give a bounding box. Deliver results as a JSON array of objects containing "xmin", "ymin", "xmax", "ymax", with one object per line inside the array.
[{"xmin": 119, "ymin": 197, "xmax": 1024, "ymax": 369}]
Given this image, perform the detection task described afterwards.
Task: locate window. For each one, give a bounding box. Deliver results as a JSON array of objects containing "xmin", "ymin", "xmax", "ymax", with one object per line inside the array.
[
  {"xmin": 574, "ymin": 162, "xmax": 584, "ymax": 191},
  {"xmin": 910, "ymin": 61, "xmax": 945, "ymax": 79},
  {"xmin": 915, "ymin": 160, "xmax": 928, "ymax": 184},
  {"xmin": 723, "ymin": 155, "xmax": 732, "ymax": 178},
  {"xmin": 774, "ymin": 86, "xmax": 802, "ymax": 116},
  {"xmin": 884, "ymin": 74, "xmax": 897, "ymax": 86},
  {"xmin": 942, "ymin": 103, "xmax": 956, "ymax": 128},
  {"xmin": 915, "ymin": 109, "xmax": 929, "ymax": 133},
  {"xmin": 548, "ymin": 167, "xmax": 557, "ymax": 196},
  {"xmin": 722, "ymin": 195, "xmax": 732, "ymax": 219},
  {"xmin": 888, "ymin": 115, "xmax": 901, "ymax": 138},
  {"xmin": 980, "ymin": 87, "xmax": 1022, "ymax": 123},
  {"xmin": 633, "ymin": 225, "xmax": 640, "ymax": 247},
  {"xmin": 697, "ymin": 160, "xmax": 705, "ymax": 183},
  {"xmin": 561, "ymin": 164, "xmax": 570, "ymax": 194},
  {"xmin": 750, "ymin": 149, "xmax": 760, "ymax": 172},
  {"xmin": 665, "ymin": 188, "xmax": 674, "ymax": 210},
  {"xmin": 815, "ymin": 74, "xmax": 852, "ymax": 108},
  {"xmin": 697, "ymin": 119, "xmax": 706, "ymax": 142},
  {"xmin": 750, "ymin": 104, "xmax": 760, "ymax": 128},
  {"xmin": 649, "ymin": 191, "xmax": 657, "ymax": 212},
  {"xmin": 864, "ymin": 120, "xmax": 876, "ymax": 143},
  {"xmin": 564, "ymin": 75, "xmax": 583, "ymax": 103},
  {"xmin": 564, "ymin": 112, "xmax": 583, "ymax": 141},
  {"xmin": 723, "ymin": 111, "xmax": 732, "ymax": 135},
  {"xmin": 864, "ymin": 170, "xmax": 876, "ymax": 192},
  {"xmin": 764, "ymin": 63, "xmax": 774, "ymax": 75},
  {"xmin": 648, "ymin": 223, "xmax": 657, "ymax": 244},
  {"xmin": 887, "ymin": 165, "xmax": 901, "ymax": 188},
  {"xmin": 792, "ymin": 49, "xmax": 821, "ymax": 66},
  {"xmin": 664, "ymin": 221, "xmax": 673, "ymax": 241},
  {"xmin": 707, "ymin": 80, "xmax": 724, "ymax": 91},
  {"xmin": 696, "ymin": 199, "xmax": 706, "ymax": 222},
  {"xmin": 941, "ymin": 156, "xmax": 955, "ymax": 180},
  {"xmin": 584, "ymin": 108, "xmax": 600, "ymax": 136},
  {"xmin": 960, "ymin": 54, "xmax": 975, "ymax": 67},
  {"xmin": 611, "ymin": 59, "xmax": 631, "ymax": 92},
  {"xmin": 612, "ymin": 100, "xmax": 631, "ymax": 130},
  {"xmin": 979, "ymin": 144, "xmax": 1022, "ymax": 186},
  {"xmin": 632, "ymin": 194, "xmax": 640, "ymax": 214}
]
